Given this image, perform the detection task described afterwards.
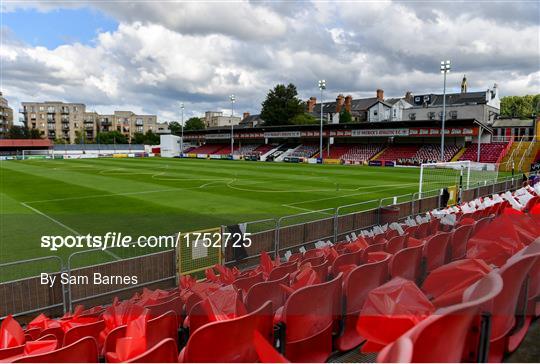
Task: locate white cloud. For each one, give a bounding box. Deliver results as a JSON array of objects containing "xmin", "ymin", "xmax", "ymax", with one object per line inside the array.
[{"xmin": 2, "ymin": 0, "xmax": 539, "ymax": 123}]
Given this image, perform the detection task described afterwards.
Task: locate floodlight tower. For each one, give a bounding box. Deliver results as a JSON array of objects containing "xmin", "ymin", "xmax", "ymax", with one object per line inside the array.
[
  {"xmin": 440, "ymin": 60, "xmax": 451, "ymax": 161},
  {"xmin": 230, "ymin": 94, "xmax": 236, "ymax": 155},
  {"xmin": 318, "ymin": 79, "xmax": 326, "ymax": 162},
  {"xmin": 180, "ymin": 102, "xmax": 184, "ymax": 155}
]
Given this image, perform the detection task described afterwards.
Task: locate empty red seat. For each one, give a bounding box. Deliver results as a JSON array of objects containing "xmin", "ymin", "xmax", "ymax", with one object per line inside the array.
[
  {"xmin": 13, "ymin": 337, "xmax": 98, "ymax": 363},
  {"xmin": 63, "ymin": 320, "xmax": 105, "ymax": 347},
  {"xmin": 245, "ymin": 274, "xmax": 289, "ymax": 314},
  {"xmin": 485, "ymin": 244, "xmax": 539, "ymax": 362},
  {"xmin": 385, "ymin": 234, "xmax": 408, "ymax": 255},
  {"xmin": 127, "ymin": 338, "xmax": 178, "ymax": 363},
  {"xmin": 377, "ymin": 271, "xmax": 503, "ymax": 363},
  {"xmin": 233, "ymin": 271, "xmax": 264, "ymax": 295},
  {"xmin": 364, "ymin": 243, "xmax": 386, "ymax": 254},
  {"xmin": 336, "ymin": 256, "xmax": 391, "ymax": 351},
  {"xmin": 278, "ymin": 273, "xmax": 343, "ymax": 362},
  {"xmin": 268, "ymin": 262, "xmax": 298, "ymax": 281},
  {"xmin": 449, "ymin": 223, "xmax": 474, "ymax": 261},
  {"xmin": 144, "ymin": 296, "xmax": 182, "ymax": 326},
  {"xmin": 390, "ymin": 244, "xmax": 424, "ymax": 283},
  {"xmin": 178, "ymin": 301, "xmax": 273, "ymax": 362},
  {"xmin": 423, "ymin": 232, "xmax": 452, "ymax": 273},
  {"xmin": 146, "ymin": 311, "xmax": 178, "ymax": 349},
  {"xmin": 331, "ymin": 249, "xmax": 363, "ymax": 277},
  {"xmin": 102, "ymin": 325, "xmax": 127, "ymax": 356},
  {"xmin": 38, "ymin": 327, "xmax": 64, "ymax": 344}
]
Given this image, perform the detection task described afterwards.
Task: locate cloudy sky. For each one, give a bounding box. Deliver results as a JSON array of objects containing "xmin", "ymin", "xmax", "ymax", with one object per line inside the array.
[{"xmin": 1, "ymin": 1, "xmax": 539, "ymax": 122}]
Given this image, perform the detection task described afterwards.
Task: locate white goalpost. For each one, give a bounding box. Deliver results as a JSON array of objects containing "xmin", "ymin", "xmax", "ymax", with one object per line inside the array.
[
  {"xmin": 419, "ymin": 160, "xmax": 500, "ymax": 197},
  {"xmin": 21, "ymin": 149, "xmax": 54, "ymax": 160}
]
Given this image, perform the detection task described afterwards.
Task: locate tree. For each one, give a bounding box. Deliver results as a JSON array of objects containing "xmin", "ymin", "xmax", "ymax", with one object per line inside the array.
[
  {"xmin": 132, "ymin": 132, "xmax": 145, "ymax": 144},
  {"xmin": 168, "ymin": 121, "xmax": 182, "ymax": 135},
  {"xmin": 143, "ymin": 130, "xmax": 160, "ymax": 145},
  {"xmin": 339, "ymin": 109, "xmax": 353, "ymax": 123},
  {"xmin": 184, "ymin": 117, "xmax": 205, "ymax": 131},
  {"xmin": 95, "ymin": 131, "xmax": 128, "ymax": 144},
  {"xmin": 74, "ymin": 130, "xmax": 92, "ymax": 144},
  {"xmin": 260, "ymin": 83, "xmax": 305, "ymax": 126},
  {"xmin": 6, "ymin": 125, "xmax": 43, "ymax": 139},
  {"xmin": 290, "ymin": 113, "xmax": 318, "ymax": 125},
  {"xmin": 500, "ymin": 95, "xmax": 540, "ymax": 119}
]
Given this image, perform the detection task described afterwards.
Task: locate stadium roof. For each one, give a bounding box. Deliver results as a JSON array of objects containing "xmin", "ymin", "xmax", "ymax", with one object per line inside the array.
[
  {"xmin": 0, "ymin": 139, "xmax": 52, "ymax": 148},
  {"xmin": 492, "ymin": 118, "xmax": 534, "ymax": 128},
  {"xmin": 184, "ymin": 118, "xmax": 484, "ymax": 135}
]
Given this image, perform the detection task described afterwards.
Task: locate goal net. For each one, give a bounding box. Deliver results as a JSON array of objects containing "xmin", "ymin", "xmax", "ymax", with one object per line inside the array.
[
  {"xmin": 419, "ymin": 161, "xmax": 499, "ymax": 197},
  {"xmin": 21, "ymin": 149, "xmax": 54, "ymax": 160}
]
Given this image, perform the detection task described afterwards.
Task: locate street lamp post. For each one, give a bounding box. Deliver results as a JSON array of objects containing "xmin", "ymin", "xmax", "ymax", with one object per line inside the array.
[
  {"xmin": 230, "ymin": 94, "xmax": 236, "ymax": 155},
  {"xmin": 318, "ymin": 79, "xmax": 326, "ymax": 162},
  {"xmin": 440, "ymin": 60, "xmax": 451, "ymax": 161},
  {"xmin": 180, "ymin": 102, "xmax": 184, "ymax": 156}
]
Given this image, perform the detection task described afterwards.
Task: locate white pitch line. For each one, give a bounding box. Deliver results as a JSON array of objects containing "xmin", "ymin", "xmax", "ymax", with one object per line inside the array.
[
  {"xmin": 20, "ymin": 202, "xmax": 121, "ymax": 260},
  {"xmin": 283, "ymin": 183, "xmax": 418, "ymax": 207}
]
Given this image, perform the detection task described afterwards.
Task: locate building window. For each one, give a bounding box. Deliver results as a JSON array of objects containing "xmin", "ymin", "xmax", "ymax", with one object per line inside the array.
[
  {"xmin": 409, "ymin": 113, "xmax": 416, "ymax": 120},
  {"xmin": 428, "ymin": 112, "xmax": 435, "ymax": 120},
  {"xmin": 450, "ymin": 111, "xmax": 458, "ymax": 119},
  {"xmin": 47, "ymin": 106, "xmax": 55, "ymax": 113},
  {"xmin": 393, "ymin": 109, "xmax": 396, "ymax": 117},
  {"xmin": 39, "ymin": 106, "xmax": 44, "ymax": 111},
  {"xmin": 373, "ymin": 110, "xmax": 378, "ymax": 116}
]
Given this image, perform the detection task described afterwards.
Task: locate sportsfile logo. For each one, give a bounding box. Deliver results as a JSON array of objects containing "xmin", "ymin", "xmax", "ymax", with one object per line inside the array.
[{"xmin": 40, "ymin": 232, "xmax": 252, "ymax": 251}]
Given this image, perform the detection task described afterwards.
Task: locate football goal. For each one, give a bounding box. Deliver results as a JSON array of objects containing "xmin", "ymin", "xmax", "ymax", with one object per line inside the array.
[
  {"xmin": 419, "ymin": 160, "xmax": 499, "ymax": 197},
  {"xmin": 21, "ymin": 149, "xmax": 54, "ymax": 160}
]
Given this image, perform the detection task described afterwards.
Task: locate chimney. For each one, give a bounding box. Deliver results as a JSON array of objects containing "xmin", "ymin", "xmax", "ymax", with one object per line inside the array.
[
  {"xmin": 335, "ymin": 94, "xmax": 345, "ymax": 113},
  {"xmin": 404, "ymin": 91, "xmax": 412, "ymax": 102},
  {"xmin": 376, "ymin": 89, "xmax": 384, "ymax": 100},
  {"xmin": 242, "ymin": 112, "xmax": 250, "ymax": 120},
  {"xmin": 344, "ymin": 95, "xmax": 352, "ymax": 113},
  {"xmin": 307, "ymin": 96, "xmax": 317, "ymax": 113}
]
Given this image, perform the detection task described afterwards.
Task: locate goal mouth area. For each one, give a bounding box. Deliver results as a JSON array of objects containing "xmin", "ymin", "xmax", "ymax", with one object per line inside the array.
[{"xmin": 419, "ymin": 160, "xmax": 500, "ymax": 197}]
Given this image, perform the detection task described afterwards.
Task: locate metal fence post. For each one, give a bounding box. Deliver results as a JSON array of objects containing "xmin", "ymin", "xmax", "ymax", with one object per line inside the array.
[
  {"xmin": 275, "ymin": 217, "xmax": 282, "ymax": 259},
  {"xmin": 333, "ymin": 208, "xmax": 339, "ymax": 243}
]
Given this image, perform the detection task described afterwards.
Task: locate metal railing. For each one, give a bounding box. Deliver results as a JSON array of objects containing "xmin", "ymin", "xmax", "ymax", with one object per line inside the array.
[{"xmin": 0, "ymin": 174, "xmax": 524, "ymax": 318}]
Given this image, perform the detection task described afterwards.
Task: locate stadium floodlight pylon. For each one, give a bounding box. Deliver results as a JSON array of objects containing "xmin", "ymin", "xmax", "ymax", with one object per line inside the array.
[
  {"xmin": 419, "ymin": 160, "xmax": 500, "ymax": 198},
  {"xmin": 21, "ymin": 149, "xmax": 54, "ymax": 160}
]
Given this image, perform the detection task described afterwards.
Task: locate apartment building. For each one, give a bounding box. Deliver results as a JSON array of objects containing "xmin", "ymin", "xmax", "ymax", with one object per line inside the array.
[
  {"xmin": 204, "ymin": 111, "xmax": 241, "ymax": 128},
  {"xmin": 20, "ymin": 102, "xmax": 163, "ymax": 143},
  {"xmin": 0, "ymin": 92, "xmax": 14, "ymax": 138}
]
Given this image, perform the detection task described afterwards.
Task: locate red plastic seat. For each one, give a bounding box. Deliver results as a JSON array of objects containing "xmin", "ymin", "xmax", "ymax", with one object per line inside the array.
[
  {"xmin": 300, "ymin": 254, "xmax": 324, "ymax": 267},
  {"xmin": 146, "ymin": 311, "xmax": 179, "ymax": 349},
  {"xmin": 415, "ymin": 223, "xmax": 430, "ymax": 239},
  {"xmin": 145, "ymin": 296, "xmax": 182, "ymax": 326},
  {"xmin": 423, "ymin": 232, "xmax": 452, "ymax": 273},
  {"xmin": 102, "ymin": 325, "xmax": 127, "ymax": 356},
  {"xmin": 246, "ymin": 274, "xmax": 289, "ymax": 314},
  {"xmin": 63, "ymin": 320, "xmax": 105, "ymax": 347},
  {"xmin": 385, "ymin": 234, "xmax": 408, "ymax": 255},
  {"xmin": 364, "ymin": 242, "xmax": 386, "ymax": 254},
  {"xmin": 449, "ymin": 224, "xmax": 474, "ymax": 261},
  {"xmin": 268, "ymin": 262, "xmax": 298, "ymax": 281},
  {"xmin": 336, "ymin": 255, "xmax": 391, "ymax": 351},
  {"xmin": 472, "ymin": 216, "xmax": 492, "ymax": 237},
  {"xmin": 310, "ymin": 259, "xmax": 330, "ymax": 282},
  {"xmin": 502, "ymin": 240, "xmax": 540, "ymax": 354},
  {"xmin": 233, "ymin": 271, "xmax": 264, "ymax": 294},
  {"xmin": 428, "ymin": 218, "xmax": 440, "ymax": 236},
  {"xmin": 378, "ymin": 271, "xmax": 504, "ymax": 363},
  {"xmin": 303, "ymin": 249, "xmax": 324, "ymax": 260},
  {"xmin": 178, "ymin": 301, "xmax": 273, "ymax": 362},
  {"xmin": 486, "ymin": 244, "xmax": 539, "ymax": 362},
  {"xmin": 127, "ymin": 338, "xmax": 178, "ymax": 363},
  {"xmin": 185, "ymin": 300, "xmax": 211, "ymax": 334},
  {"xmin": 390, "ymin": 244, "xmax": 424, "ymax": 283},
  {"xmin": 24, "ymin": 327, "xmax": 41, "ymax": 341},
  {"xmin": 13, "ymin": 337, "xmax": 98, "ymax": 363},
  {"xmin": 331, "ymin": 249, "xmax": 363, "ymax": 277},
  {"xmin": 38, "ymin": 327, "xmax": 64, "ymax": 344},
  {"xmin": 0, "ymin": 345, "xmax": 25, "ymax": 360},
  {"xmin": 279, "ymin": 273, "xmax": 343, "ymax": 362}
]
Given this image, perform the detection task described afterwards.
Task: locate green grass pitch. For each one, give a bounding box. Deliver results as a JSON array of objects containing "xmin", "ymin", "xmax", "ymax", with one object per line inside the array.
[{"xmin": 0, "ymin": 157, "xmax": 422, "ymax": 277}]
